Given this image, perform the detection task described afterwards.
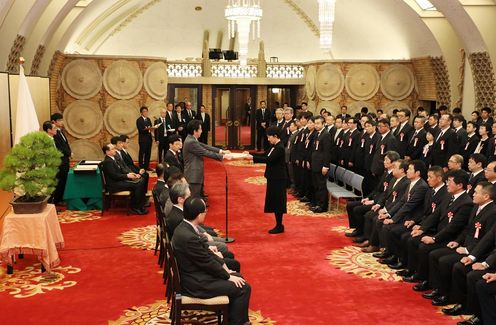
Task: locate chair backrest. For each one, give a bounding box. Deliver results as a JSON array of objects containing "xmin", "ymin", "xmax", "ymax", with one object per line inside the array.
[
  {"xmin": 329, "ymin": 163, "xmax": 337, "ymax": 180},
  {"xmin": 351, "ymin": 174, "xmax": 365, "ymax": 195},
  {"xmin": 335, "ymin": 166, "xmax": 346, "ymax": 185},
  {"xmin": 98, "ymin": 162, "xmax": 108, "ymax": 193},
  {"xmin": 165, "ymin": 237, "xmax": 181, "ymax": 298},
  {"xmin": 343, "ymin": 171, "xmax": 355, "ymax": 190}
]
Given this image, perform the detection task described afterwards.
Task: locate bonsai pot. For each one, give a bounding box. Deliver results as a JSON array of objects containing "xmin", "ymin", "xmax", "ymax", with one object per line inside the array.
[{"xmin": 11, "ymin": 196, "xmax": 49, "ymax": 214}]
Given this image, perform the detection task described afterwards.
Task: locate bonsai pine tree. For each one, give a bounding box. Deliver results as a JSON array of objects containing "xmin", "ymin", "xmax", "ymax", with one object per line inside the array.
[{"xmin": 0, "ymin": 131, "xmax": 62, "ymax": 201}]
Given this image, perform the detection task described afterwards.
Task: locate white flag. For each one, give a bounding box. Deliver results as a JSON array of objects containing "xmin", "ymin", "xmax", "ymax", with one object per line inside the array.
[{"xmin": 14, "ymin": 64, "xmax": 39, "ymax": 144}]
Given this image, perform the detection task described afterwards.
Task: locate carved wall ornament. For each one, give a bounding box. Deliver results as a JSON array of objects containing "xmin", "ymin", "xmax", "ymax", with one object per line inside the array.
[
  {"xmin": 143, "ymin": 62, "xmax": 168, "ymax": 100},
  {"xmin": 103, "ymin": 60, "xmax": 143, "ymax": 99},
  {"xmin": 63, "ymin": 100, "xmax": 103, "ymax": 139},
  {"xmin": 61, "ymin": 59, "xmax": 103, "ymax": 99},
  {"xmin": 316, "ymin": 63, "xmax": 344, "ymax": 101},
  {"xmin": 380, "ymin": 64, "xmax": 415, "ymax": 101},
  {"xmin": 345, "ymin": 64, "xmax": 380, "ymax": 101},
  {"xmin": 103, "ymin": 100, "xmax": 140, "ymax": 137},
  {"xmin": 71, "ymin": 140, "xmax": 104, "ymax": 161},
  {"xmin": 305, "ymin": 65, "xmax": 317, "ymax": 100}
]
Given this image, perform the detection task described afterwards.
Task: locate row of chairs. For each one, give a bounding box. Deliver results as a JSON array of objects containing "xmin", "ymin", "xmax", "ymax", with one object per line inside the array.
[
  {"xmin": 152, "ymin": 192, "xmax": 229, "ymax": 325},
  {"xmin": 326, "ymin": 163, "xmax": 364, "ymax": 210}
]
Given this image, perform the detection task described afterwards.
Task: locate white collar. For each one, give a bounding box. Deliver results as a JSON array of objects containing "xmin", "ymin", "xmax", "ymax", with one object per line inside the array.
[
  {"xmin": 478, "ymin": 200, "xmax": 493, "ymax": 211},
  {"xmin": 452, "ymin": 190, "xmax": 466, "ymax": 201},
  {"xmin": 183, "ymin": 219, "xmax": 200, "ymax": 234}
]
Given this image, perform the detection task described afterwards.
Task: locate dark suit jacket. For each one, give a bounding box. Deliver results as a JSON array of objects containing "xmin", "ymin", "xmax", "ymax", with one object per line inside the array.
[
  {"xmin": 394, "ymin": 122, "xmax": 414, "ymax": 157},
  {"xmin": 152, "ymin": 180, "xmax": 169, "ymax": 213},
  {"xmin": 405, "ymin": 129, "xmax": 427, "ymax": 160},
  {"xmin": 419, "ymin": 185, "xmax": 449, "ymax": 224},
  {"xmin": 255, "ymin": 108, "xmax": 271, "ymax": 129},
  {"xmin": 166, "ymin": 205, "xmax": 184, "ymax": 239},
  {"xmin": 431, "ymin": 128, "xmax": 458, "ymax": 168},
  {"xmin": 164, "ymin": 149, "xmax": 183, "ymax": 171},
  {"xmin": 455, "ymin": 127, "xmax": 468, "ymax": 154},
  {"xmin": 182, "ymin": 109, "xmax": 197, "ymax": 126},
  {"xmin": 136, "ymin": 116, "xmax": 153, "ymax": 143},
  {"xmin": 198, "ymin": 112, "xmax": 211, "ymax": 132},
  {"xmin": 371, "ymin": 132, "xmax": 399, "ymax": 176},
  {"xmin": 53, "ymin": 130, "xmax": 71, "ymax": 160},
  {"xmin": 390, "ymin": 178, "xmax": 429, "ymax": 223},
  {"xmin": 456, "ymin": 202, "xmax": 496, "ymax": 252},
  {"xmin": 485, "ymin": 137, "xmax": 496, "ymax": 162},
  {"xmin": 461, "ymin": 134, "xmax": 480, "ymax": 164},
  {"xmin": 467, "ymin": 171, "xmax": 487, "ymax": 197},
  {"xmin": 101, "ymin": 155, "xmax": 139, "ymax": 193},
  {"xmin": 368, "ymin": 171, "xmax": 394, "ymax": 203},
  {"xmin": 311, "ymin": 130, "xmax": 332, "ymax": 172},
  {"xmin": 421, "ymin": 192, "xmax": 474, "ymax": 243},
  {"xmin": 119, "ymin": 149, "xmax": 140, "ymax": 173},
  {"xmin": 171, "ymin": 221, "xmax": 231, "ymax": 298},
  {"xmin": 253, "ymin": 141, "xmax": 287, "ymax": 180},
  {"xmin": 342, "ymin": 129, "xmax": 360, "ymax": 167},
  {"xmin": 380, "ymin": 176, "xmax": 410, "ymax": 210},
  {"xmin": 154, "ymin": 117, "xmax": 167, "ymax": 143},
  {"xmin": 165, "ymin": 111, "xmax": 176, "ymax": 136},
  {"xmin": 173, "ymin": 112, "xmax": 186, "ymax": 138}
]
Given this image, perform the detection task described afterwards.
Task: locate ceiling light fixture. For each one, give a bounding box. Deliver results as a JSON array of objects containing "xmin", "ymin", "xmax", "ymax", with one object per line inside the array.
[
  {"xmin": 225, "ymin": 0, "xmax": 263, "ymax": 66},
  {"xmin": 318, "ymin": 0, "xmax": 336, "ymax": 53}
]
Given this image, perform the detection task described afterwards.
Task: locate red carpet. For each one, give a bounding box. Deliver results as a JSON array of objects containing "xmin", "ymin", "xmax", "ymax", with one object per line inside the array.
[{"xmin": 0, "ymin": 160, "xmax": 460, "ymax": 324}]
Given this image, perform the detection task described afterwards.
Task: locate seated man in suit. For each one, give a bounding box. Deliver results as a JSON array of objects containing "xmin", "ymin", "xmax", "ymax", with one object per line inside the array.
[
  {"xmin": 101, "ymin": 143, "xmax": 148, "ymax": 215},
  {"xmin": 152, "ymin": 163, "xmax": 170, "ymax": 216},
  {"xmin": 164, "ymin": 134, "xmax": 184, "ymax": 172},
  {"xmin": 115, "ymin": 135, "xmax": 149, "ymax": 189},
  {"xmin": 172, "ymin": 196, "xmax": 251, "ymax": 325}
]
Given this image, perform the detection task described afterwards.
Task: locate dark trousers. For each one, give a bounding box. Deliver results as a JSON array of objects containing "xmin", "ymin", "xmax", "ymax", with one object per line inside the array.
[
  {"xmin": 138, "ymin": 139, "xmax": 152, "ymax": 169},
  {"xmin": 208, "ymin": 275, "xmax": 251, "ymax": 325},
  {"xmin": 363, "ymin": 210, "xmax": 378, "ymax": 241},
  {"xmin": 429, "ymin": 248, "xmax": 462, "ymax": 296},
  {"xmin": 157, "ymin": 139, "xmax": 167, "ymax": 163},
  {"xmin": 476, "ymin": 278, "xmax": 496, "ymax": 324},
  {"xmin": 312, "ymin": 171, "xmax": 327, "ymax": 208},
  {"xmin": 303, "ymin": 168, "xmax": 313, "ymax": 201},
  {"xmin": 385, "ymin": 223, "xmax": 410, "ymax": 258},
  {"xmin": 409, "ymin": 240, "xmax": 445, "ymax": 280},
  {"xmin": 109, "ymin": 178, "xmax": 147, "ymax": 210},
  {"xmin": 451, "ymin": 263, "xmax": 492, "ymax": 315},
  {"xmin": 53, "ymin": 157, "xmax": 69, "ymax": 203},
  {"xmin": 293, "ymin": 163, "xmax": 304, "ymax": 196},
  {"xmin": 348, "ymin": 203, "xmax": 372, "ymax": 234},
  {"xmin": 256, "ymin": 127, "xmax": 268, "ymax": 151}
]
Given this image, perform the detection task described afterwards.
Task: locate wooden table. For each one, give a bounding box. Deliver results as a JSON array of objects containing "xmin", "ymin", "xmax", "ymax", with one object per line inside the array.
[{"xmin": 0, "ymin": 204, "xmax": 64, "ymax": 273}]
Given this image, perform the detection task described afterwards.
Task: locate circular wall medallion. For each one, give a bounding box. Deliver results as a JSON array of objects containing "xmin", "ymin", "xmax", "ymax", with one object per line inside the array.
[
  {"xmin": 61, "ymin": 59, "xmax": 102, "ymax": 99},
  {"xmin": 63, "ymin": 100, "xmax": 103, "ymax": 139},
  {"xmin": 103, "ymin": 60, "xmax": 143, "ymax": 99},
  {"xmin": 348, "ymin": 101, "xmax": 376, "ymax": 116},
  {"xmin": 126, "ymin": 137, "xmax": 140, "ymax": 161},
  {"xmin": 305, "ymin": 65, "xmax": 316, "ymax": 100},
  {"xmin": 380, "ymin": 64, "xmax": 415, "ymax": 100},
  {"xmin": 317, "ymin": 100, "xmax": 340, "ymax": 116},
  {"xmin": 103, "ymin": 100, "xmax": 139, "ymax": 137},
  {"xmin": 144, "ymin": 62, "xmax": 168, "ymax": 100},
  {"xmin": 147, "ymin": 100, "xmax": 166, "ymax": 123},
  {"xmin": 316, "ymin": 64, "xmax": 344, "ymax": 101},
  {"xmin": 71, "ymin": 140, "xmax": 104, "ymax": 161},
  {"xmin": 345, "ymin": 64, "xmax": 380, "ymax": 100},
  {"xmin": 384, "ymin": 101, "xmax": 411, "ymax": 115}
]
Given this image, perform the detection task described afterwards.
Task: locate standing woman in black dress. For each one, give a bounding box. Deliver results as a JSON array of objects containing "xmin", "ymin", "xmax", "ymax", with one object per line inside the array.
[{"xmin": 245, "ymin": 126, "xmax": 288, "ymax": 234}]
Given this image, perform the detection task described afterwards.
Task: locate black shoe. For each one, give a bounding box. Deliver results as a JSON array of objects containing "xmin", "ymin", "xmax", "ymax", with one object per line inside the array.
[
  {"xmin": 312, "ymin": 207, "xmax": 327, "ymax": 213},
  {"xmin": 443, "ymin": 304, "xmax": 464, "ymax": 316},
  {"xmin": 130, "ymin": 208, "xmax": 148, "ymax": 215},
  {"xmin": 352, "ymin": 236, "xmax": 367, "ymax": 243},
  {"xmin": 396, "ymin": 269, "xmax": 411, "ymax": 277},
  {"xmin": 345, "ymin": 230, "xmax": 359, "ymax": 237},
  {"xmin": 379, "ymin": 256, "xmax": 397, "ymax": 265},
  {"xmin": 299, "ymin": 196, "xmax": 310, "ymax": 202},
  {"xmin": 403, "ymin": 274, "xmax": 421, "ymax": 283},
  {"xmin": 413, "ymin": 280, "xmax": 430, "ymax": 291},
  {"xmin": 422, "ymin": 289, "xmax": 439, "ymax": 299},
  {"xmin": 457, "ymin": 316, "xmax": 480, "ymax": 325},
  {"xmin": 268, "ymin": 225, "xmax": 284, "ymax": 234},
  {"xmin": 389, "ymin": 262, "xmax": 406, "ymax": 270},
  {"xmin": 431, "ymin": 295, "xmax": 449, "ymax": 306},
  {"xmin": 373, "ymin": 251, "xmax": 391, "ymax": 259}
]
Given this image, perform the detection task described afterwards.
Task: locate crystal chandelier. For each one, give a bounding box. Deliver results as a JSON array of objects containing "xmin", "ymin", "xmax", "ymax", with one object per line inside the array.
[
  {"xmin": 318, "ymin": 0, "xmax": 336, "ymax": 53},
  {"xmin": 225, "ymin": 0, "xmax": 263, "ymax": 66}
]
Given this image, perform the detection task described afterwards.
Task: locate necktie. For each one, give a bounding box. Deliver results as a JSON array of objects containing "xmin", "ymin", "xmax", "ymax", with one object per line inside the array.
[
  {"xmin": 410, "ymin": 130, "xmax": 418, "ymax": 143},
  {"xmin": 436, "ymin": 131, "xmax": 445, "ymax": 143},
  {"xmin": 476, "ymin": 206, "xmax": 482, "ymax": 216},
  {"xmin": 448, "ymin": 195, "xmax": 455, "ymax": 206},
  {"xmin": 189, "ymin": 110, "xmax": 192, "ymax": 118}
]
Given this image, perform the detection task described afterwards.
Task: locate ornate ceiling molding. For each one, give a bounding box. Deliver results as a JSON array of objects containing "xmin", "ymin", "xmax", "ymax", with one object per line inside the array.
[{"xmin": 283, "ymin": 0, "xmax": 320, "ymax": 37}]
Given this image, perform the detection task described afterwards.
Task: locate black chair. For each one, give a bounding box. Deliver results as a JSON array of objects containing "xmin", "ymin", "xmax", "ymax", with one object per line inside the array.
[
  {"xmin": 165, "ymin": 239, "xmax": 229, "ymax": 325},
  {"xmin": 98, "ymin": 162, "xmax": 131, "ymax": 215}
]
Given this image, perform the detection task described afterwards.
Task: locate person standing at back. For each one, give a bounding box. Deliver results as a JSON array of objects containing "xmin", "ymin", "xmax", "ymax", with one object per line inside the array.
[
  {"xmin": 136, "ymin": 106, "xmax": 153, "ymax": 170},
  {"xmin": 255, "ymin": 100, "xmax": 271, "ymax": 151},
  {"xmin": 50, "ymin": 113, "xmax": 71, "ymax": 204}
]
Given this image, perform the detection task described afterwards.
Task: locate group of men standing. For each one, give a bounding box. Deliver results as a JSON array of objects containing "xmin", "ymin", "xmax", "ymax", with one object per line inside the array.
[{"xmin": 136, "ymin": 101, "xmax": 211, "ymax": 170}]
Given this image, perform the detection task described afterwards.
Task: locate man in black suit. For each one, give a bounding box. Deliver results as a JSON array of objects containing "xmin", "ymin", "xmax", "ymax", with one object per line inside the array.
[
  {"xmin": 462, "ymin": 122, "xmax": 480, "ymax": 169},
  {"xmin": 154, "ymin": 108, "xmax": 168, "ymax": 163},
  {"xmin": 370, "ymin": 118, "xmax": 400, "ymax": 181},
  {"xmin": 403, "ymin": 170, "xmax": 473, "ymax": 290},
  {"xmin": 405, "ymin": 116, "xmax": 428, "ymax": 161},
  {"xmin": 182, "ymin": 101, "xmax": 197, "ymax": 126},
  {"xmin": 342, "ymin": 117, "xmax": 361, "ymax": 171},
  {"xmin": 329, "ymin": 116, "xmax": 343, "ymax": 164},
  {"xmin": 394, "ymin": 108, "xmax": 414, "ymax": 157},
  {"xmin": 431, "ymin": 114, "xmax": 459, "ymax": 170},
  {"xmin": 378, "ymin": 160, "xmax": 429, "ymax": 262},
  {"xmin": 280, "ymin": 107, "xmax": 295, "ymax": 147},
  {"xmin": 50, "ymin": 113, "xmax": 71, "ymax": 204},
  {"xmin": 361, "ymin": 119, "xmax": 382, "ymax": 195},
  {"xmin": 165, "ymin": 103, "xmax": 177, "ymax": 138},
  {"xmin": 174, "ymin": 104, "xmax": 187, "ymax": 141},
  {"xmin": 172, "ymin": 197, "xmax": 251, "ymax": 325},
  {"xmin": 255, "ymin": 100, "xmax": 271, "ymax": 151},
  {"xmin": 337, "ymin": 105, "xmax": 351, "ymax": 121},
  {"xmin": 477, "ymin": 107, "xmax": 494, "ymax": 127},
  {"xmin": 310, "ymin": 116, "xmax": 332, "ymax": 213},
  {"xmin": 152, "ymin": 163, "xmax": 170, "ymax": 215},
  {"xmin": 425, "ymin": 182, "xmax": 496, "ymax": 311},
  {"xmin": 114, "ymin": 135, "xmax": 149, "ymax": 189},
  {"xmin": 101, "ymin": 143, "xmax": 148, "ymax": 215},
  {"xmin": 453, "ymin": 115, "xmax": 468, "ymax": 154},
  {"xmin": 197, "ymin": 104, "xmax": 211, "ymax": 144},
  {"xmin": 136, "ymin": 106, "xmax": 154, "ymax": 170},
  {"xmin": 467, "ymin": 153, "xmax": 488, "ymax": 197},
  {"xmin": 164, "ymin": 134, "xmax": 184, "ymax": 172}
]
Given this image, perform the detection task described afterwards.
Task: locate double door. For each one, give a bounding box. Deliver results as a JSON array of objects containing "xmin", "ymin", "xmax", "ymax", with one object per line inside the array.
[{"xmin": 212, "ymin": 86, "xmax": 256, "ymax": 149}]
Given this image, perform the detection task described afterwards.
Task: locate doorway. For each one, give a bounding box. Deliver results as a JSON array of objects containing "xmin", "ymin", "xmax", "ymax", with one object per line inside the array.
[{"xmin": 212, "ymin": 86, "xmax": 256, "ymax": 149}]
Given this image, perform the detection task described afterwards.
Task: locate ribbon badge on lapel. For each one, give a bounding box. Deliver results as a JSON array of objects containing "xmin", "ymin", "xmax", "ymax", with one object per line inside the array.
[
  {"xmin": 369, "ymin": 144, "xmax": 374, "ymax": 154},
  {"xmin": 392, "ymin": 191, "xmax": 397, "ymax": 202},
  {"xmin": 384, "ymin": 181, "xmax": 389, "ymax": 191},
  {"xmin": 340, "ymin": 139, "xmax": 344, "ymax": 148},
  {"xmin": 315, "ymin": 140, "xmax": 320, "ymax": 151},
  {"xmin": 465, "ymin": 142, "xmax": 470, "ymax": 150},
  {"xmin": 440, "ymin": 140, "xmax": 445, "ymax": 150},
  {"xmin": 348, "ymin": 137, "xmax": 352, "ymax": 146},
  {"xmin": 432, "ymin": 202, "xmax": 436, "ymax": 212},
  {"xmin": 474, "ymin": 222, "xmax": 482, "ymax": 239},
  {"xmin": 400, "ymin": 132, "xmax": 404, "ymax": 141},
  {"xmin": 467, "ymin": 184, "xmax": 472, "ymax": 193},
  {"xmin": 447, "ymin": 211, "xmax": 454, "ymax": 223},
  {"xmin": 414, "ymin": 137, "xmax": 418, "ymax": 147},
  {"xmin": 361, "ymin": 138, "xmax": 365, "ymax": 148},
  {"xmin": 381, "ymin": 144, "xmax": 385, "ymax": 155}
]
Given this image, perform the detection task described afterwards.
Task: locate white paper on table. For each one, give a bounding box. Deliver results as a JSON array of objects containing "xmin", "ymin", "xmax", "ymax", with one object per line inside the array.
[{"xmin": 228, "ymin": 153, "xmax": 249, "ymax": 159}]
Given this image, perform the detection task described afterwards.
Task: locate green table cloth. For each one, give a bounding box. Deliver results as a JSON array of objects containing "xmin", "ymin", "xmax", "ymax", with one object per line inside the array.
[{"xmin": 63, "ymin": 168, "xmax": 103, "ymax": 211}]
